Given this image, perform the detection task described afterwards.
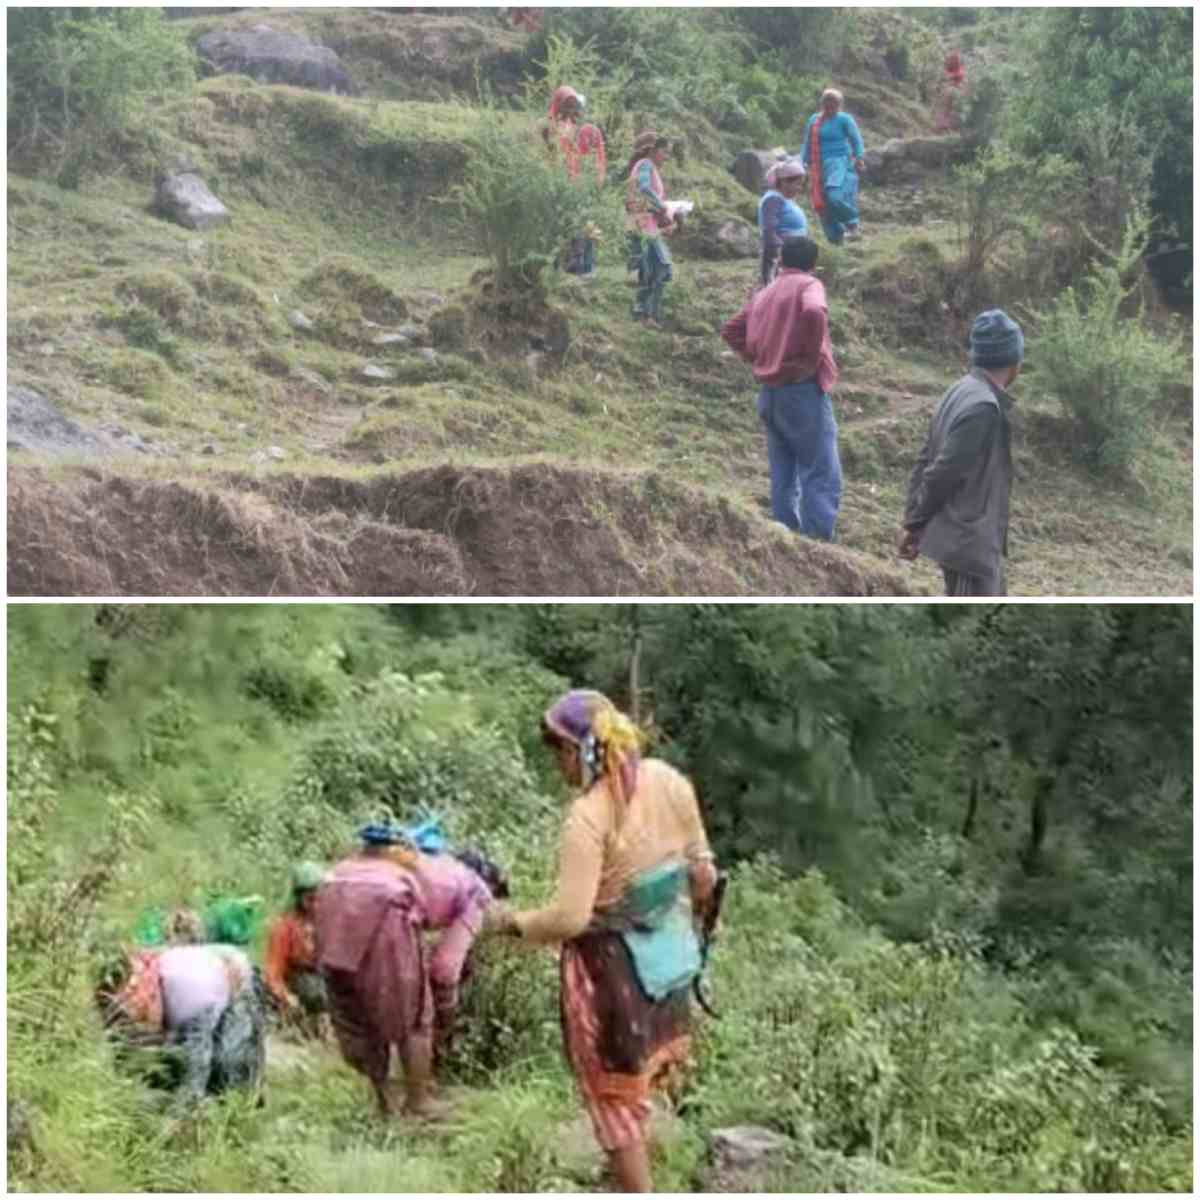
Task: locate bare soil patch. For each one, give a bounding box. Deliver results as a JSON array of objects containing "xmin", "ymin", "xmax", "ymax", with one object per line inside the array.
[{"xmin": 8, "ymin": 462, "xmax": 918, "ymax": 597}]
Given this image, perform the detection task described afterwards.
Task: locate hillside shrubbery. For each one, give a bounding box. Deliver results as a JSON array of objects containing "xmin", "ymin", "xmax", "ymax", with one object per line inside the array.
[{"xmin": 6, "ymin": 604, "xmax": 1192, "ymax": 1192}]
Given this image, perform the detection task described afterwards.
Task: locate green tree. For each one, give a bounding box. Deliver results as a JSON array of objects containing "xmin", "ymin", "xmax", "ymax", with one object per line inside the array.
[{"xmin": 1006, "ymin": 8, "xmax": 1193, "ymax": 240}]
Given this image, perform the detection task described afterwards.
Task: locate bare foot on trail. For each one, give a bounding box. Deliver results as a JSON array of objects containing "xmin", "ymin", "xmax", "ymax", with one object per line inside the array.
[{"xmin": 405, "ymin": 1095, "xmax": 456, "ymax": 1122}]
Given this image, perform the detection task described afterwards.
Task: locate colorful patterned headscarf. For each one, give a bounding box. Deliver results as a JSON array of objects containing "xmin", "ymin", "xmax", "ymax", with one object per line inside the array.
[{"xmin": 543, "ymin": 689, "xmax": 643, "ymax": 811}]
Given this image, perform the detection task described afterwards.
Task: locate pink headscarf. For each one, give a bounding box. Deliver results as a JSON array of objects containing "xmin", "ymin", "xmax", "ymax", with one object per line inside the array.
[
  {"xmin": 548, "ymin": 85, "xmax": 580, "ymax": 123},
  {"xmin": 766, "ymin": 158, "xmax": 806, "ymax": 189}
]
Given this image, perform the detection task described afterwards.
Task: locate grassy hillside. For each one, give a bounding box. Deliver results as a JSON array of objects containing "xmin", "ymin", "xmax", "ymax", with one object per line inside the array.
[
  {"xmin": 6, "ymin": 8, "xmax": 1192, "ymax": 595},
  {"xmin": 8, "ymin": 604, "xmax": 1193, "ymax": 1191}
]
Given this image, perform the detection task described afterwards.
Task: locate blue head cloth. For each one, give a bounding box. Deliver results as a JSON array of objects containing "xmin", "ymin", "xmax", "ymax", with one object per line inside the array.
[
  {"xmin": 357, "ymin": 822, "xmax": 406, "ymax": 847},
  {"xmin": 401, "ymin": 815, "xmax": 447, "ymax": 854}
]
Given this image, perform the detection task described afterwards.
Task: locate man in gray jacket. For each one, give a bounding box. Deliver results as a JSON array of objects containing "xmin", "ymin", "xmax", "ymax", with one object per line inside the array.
[{"xmin": 898, "ymin": 310, "xmax": 1022, "ymax": 596}]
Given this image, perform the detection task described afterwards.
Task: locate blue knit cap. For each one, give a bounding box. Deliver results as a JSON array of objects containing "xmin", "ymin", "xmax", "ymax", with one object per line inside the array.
[{"xmin": 969, "ymin": 309, "xmax": 1024, "ymax": 368}]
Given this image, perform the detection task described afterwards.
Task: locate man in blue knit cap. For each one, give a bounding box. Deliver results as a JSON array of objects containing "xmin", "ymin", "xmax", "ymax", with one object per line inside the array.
[{"xmin": 898, "ymin": 309, "xmax": 1022, "ymax": 596}]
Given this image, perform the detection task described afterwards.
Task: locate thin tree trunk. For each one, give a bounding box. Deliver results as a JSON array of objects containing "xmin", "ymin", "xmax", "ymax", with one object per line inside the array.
[
  {"xmin": 1022, "ymin": 775, "xmax": 1051, "ymax": 874},
  {"xmin": 628, "ymin": 606, "xmax": 642, "ymax": 724},
  {"xmin": 962, "ymin": 776, "xmax": 979, "ymax": 840}
]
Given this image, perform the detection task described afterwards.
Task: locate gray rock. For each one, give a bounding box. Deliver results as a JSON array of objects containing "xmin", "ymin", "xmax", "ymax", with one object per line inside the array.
[
  {"xmin": 287, "ymin": 309, "xmax": 314, "ymax": 332},
  {"xmin": 292, "ymin": 366, "xmax": 332, "ymax": 394},
  {"xmin": 155, "ymin": 172, "xmax": 230, "ymax": 232},
  {"xmin": 714, "ymin": 218, "xmax": 759, "ymax": 259},
  {"xmin": 731, "ymin": 148, "xmax": 780, "ymax": 195},
  {"xmin": 372, "ymin": 333, "xmax": 410, "ymax": 347},
  {"xmin": 7, "ymin": 386, "xmax": 105, "ymax": 456},
  {"xmin": 417, "ymin": 348, "xmax": 438, "ymax": 365},
  {"xmin": 196, "ymin": 27, "xmax": 354, "ymax": 95},
  {"xmin": 701, "ymin": 1125, "xmax": 794, "ymax": 1192},
  {"xmin": 862, "ymin": 134, "xmax": 965, "ymax": 184},
  {"xmin": 361, "ymin": 363, "xmax": 395, "ymax": 381},
  {"xmin": 393, "ymin": 323, "xmax": 424, "ymax": 340},
  {"xmin": 267, "ymin": 445, "xmax": 287, "ymax": 461}
]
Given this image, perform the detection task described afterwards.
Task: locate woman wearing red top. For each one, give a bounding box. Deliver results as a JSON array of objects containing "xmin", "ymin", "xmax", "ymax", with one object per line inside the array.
[
  {"xmin": 264, "ymin": 862, "xmax": 329, "ymax": 1038},
  {"xmin": 544, "ymin": 85, "xmax": 608, "ymax": 277}
]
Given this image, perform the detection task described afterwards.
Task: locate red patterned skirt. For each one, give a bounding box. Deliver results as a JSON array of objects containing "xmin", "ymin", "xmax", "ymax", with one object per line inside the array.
[{"xmin": 560, "ymin": 931, "xmax": 692, "ymax": 1152}]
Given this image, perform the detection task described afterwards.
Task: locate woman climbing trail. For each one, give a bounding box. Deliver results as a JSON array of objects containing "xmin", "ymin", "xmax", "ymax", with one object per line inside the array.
[
  {"xmin": 313, "ymin": 824, "xmax": 449, "ymax": 1121},
  {"xmin": 758, "ymin": 157, "xmax": 809, "ymax": 287},
  {"xmin": 98, "ymin": 941, "xmax": 266, "ymax": 1115},
  {"xmin": 483, "ymin": 689, "xmax": 719, "ymax": 1193},
  {"xmin": 799, "ymin": 87, "xmax": 867, "ymax": 245},
  {"xmin": 625, "ymin": 131, "xmax": 679, "ymax": 329}
]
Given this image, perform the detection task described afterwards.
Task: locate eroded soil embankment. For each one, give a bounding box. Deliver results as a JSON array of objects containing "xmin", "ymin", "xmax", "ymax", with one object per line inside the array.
[{"xmin": 8, "ymin": 463, "xmax": 919, "ymax": 597}]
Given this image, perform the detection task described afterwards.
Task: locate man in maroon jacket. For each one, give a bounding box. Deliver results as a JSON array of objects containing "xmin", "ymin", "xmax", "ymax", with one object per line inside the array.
[{"xmin": 720, "ymin": 237, "xmax": 841, "ymax": 540}]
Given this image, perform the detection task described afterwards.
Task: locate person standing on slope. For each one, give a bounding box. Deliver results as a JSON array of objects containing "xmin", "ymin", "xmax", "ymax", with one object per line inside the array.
[
  {"xmin": 720, "ymin": 236, "xmax": 842, "ymax": 542},
  {"xmin": 898, "ymin": 309, "xmax": 1022, "ymax": 596},
  {"xmin": 799, "ymin": 88, "xmax": 866, "ymax": 245}
]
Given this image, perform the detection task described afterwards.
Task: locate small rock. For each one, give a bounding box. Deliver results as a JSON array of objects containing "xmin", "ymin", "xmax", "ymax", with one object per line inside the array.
[
  {"xmin": 267, "ymin": 445, "xmax": 287, "ymax": 460},
  {"xmin": 526, "ymin": 351, "xmax": 545, "ymax": 375},
  {"xmin": 372, "ymin": 333, "xmax": 410, "ymax": 347},
  {"xmin": 361, "ymin": 363, "xmax": 395, "ymax": 381},
  {"xmin": 249, "ymin": 449, "xmax": 269, "ymax": 465},
  {"xmin": 288, "ymin": 310, "xmax": 314, "ymax": 332},
  {"xmin": 235, "ymin": 422, "xmax": 251, "ymax": 435},
  {"xmin": 292, "ymin": 366, "xmax": 332, "ymax": 394},
  {"xmin": 38, "ymin": 342, "xmax": 56, "ymax": 356},
  {"xmin": 201, "ymin": 442, "xmax": 220, "ymax": 456},
  {"xmin": 155, "ymin": 172, "xmax": 230, "ymax": 232},
  {"xmin": 393, "ymin": 323, "xmax": 423, "ymax": 340},
  {"xmin": 711, "ymin": 1125, "xmax": 792, "ymax": 1169},
  {"xmin": 417, "ymin": 348, "xmax": 437, "ymax": 365}
]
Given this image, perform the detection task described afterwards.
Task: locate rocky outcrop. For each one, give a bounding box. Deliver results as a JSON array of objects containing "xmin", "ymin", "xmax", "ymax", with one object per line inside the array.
[
  {"xmin": 155, "ymin": 172, "xmax": 230, "ymax": 232},
  {"xmin": 862, "ymin": 134, "xmax": 966, "ymax": 184},
  {"xmin": 8, "ymin": 387, "xmax": 166, "ymax": 458},
  {"xmin": 196, "ymin": 25, "xmax": 355, "ymax": 95},
  {"xmin": 731, "ymin": 149, "xmax": 779, "ymax": 196},
  {"xmin": 699, "ymin": 1125, "xmax": 794, "ymax": 1192}
]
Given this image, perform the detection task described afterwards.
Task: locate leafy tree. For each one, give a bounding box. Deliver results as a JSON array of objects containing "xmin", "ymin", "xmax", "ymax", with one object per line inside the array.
[{"xmin": 1006, "ymin": 7, "xmax": 1193, "ymax": 240}]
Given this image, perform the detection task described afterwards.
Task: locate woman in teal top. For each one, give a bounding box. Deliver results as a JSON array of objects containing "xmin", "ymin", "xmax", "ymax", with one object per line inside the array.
[
  {"xmin": 799, "ymin": 88, "xmax": 866, "ymax": 245},
  {"xmin": 757, "ymin": 158, "xmax": 809, "ymax": 287}
]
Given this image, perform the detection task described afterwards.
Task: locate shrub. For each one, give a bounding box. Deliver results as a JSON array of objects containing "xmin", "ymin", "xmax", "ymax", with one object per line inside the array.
[
  {"xmin": 1027, "ymin": 212, "xmax": 1189, "ymax": 475},
  {"xmin": 456, "ymin": 106, "xmax": 600, "ymax": 292},
  {"xmin": 7, "ymin": 9, "xmax": 194, "ymax": 180}
]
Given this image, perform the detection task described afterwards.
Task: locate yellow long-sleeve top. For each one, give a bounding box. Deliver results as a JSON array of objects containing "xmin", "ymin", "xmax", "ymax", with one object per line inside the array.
[{"xmin": 516, "ymin": 757, "xmax": 715, "ymax": 945}]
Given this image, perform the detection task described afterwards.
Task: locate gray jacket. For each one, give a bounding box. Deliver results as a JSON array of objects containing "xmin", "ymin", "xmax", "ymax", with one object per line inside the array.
[{"xmin": 903, "ymin": 369, "xmax": 1014, "ymax": 577}]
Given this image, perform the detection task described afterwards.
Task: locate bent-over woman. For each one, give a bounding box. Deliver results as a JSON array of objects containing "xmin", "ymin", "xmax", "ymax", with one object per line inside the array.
[
  {"xmin": 314, "ymin": 826, "xmax": 444, "ymax": 1119},
  {"xmin": 486, "ymin": 690, "xmax": 718, "ymax": 1192}
]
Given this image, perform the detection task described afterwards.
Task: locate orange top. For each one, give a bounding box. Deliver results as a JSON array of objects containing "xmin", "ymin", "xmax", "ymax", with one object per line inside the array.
[{"xmin": 263, "ymin": 910, "xmax": 316, "ymax": 1006}]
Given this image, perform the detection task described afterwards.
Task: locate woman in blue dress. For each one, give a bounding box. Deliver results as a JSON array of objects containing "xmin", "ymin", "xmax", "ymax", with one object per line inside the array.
[
  {"xmin": 799, "ymin": 88, "xmax": 866, "ymax": 245},
  {"xmin": 757, "ymin": 158, "xmax": 809, "ymax": 287}
]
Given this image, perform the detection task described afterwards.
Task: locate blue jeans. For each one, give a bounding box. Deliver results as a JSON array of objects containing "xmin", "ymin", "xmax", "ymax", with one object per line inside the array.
[{"xmin": 757, "ymin": 380, "xmax": 842, "ymax": 540}]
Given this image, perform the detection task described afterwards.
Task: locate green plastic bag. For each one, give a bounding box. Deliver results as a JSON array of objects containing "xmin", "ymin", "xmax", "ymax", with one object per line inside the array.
[
  {"xmin": 203, "ymin": 896, "xmax": 264, "ymax": 947},
  {"xmin": 132, "ymin": 906, "xmax": 168, "ymax": 947}
]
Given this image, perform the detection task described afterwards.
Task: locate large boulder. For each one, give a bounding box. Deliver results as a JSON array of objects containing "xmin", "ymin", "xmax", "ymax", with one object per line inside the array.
[
  {"xmin": 676, "ymin": 214, "xmax": 760, "ymax": 261},
  {"xmin": 155, "ymin": 172, "xmax": 230, "ymax": 232},
  {"xmin": 196, "ymin": 25, "xmax": 355, "ymax": 95},
  {"xmin": 731, "ymin": 149, "xmax": 779, "ymax": 196},
  {"xmin": 863, "ymin": 134, "xmax": 966, "ymax": 185}
]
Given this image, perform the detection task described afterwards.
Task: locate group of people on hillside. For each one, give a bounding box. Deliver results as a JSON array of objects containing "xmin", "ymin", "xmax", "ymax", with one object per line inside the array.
[
  {"xmin": 97, "ymin": 689, "xmax": 719, "ymax": 1193},
  {"xmin": 546, "ymin": 73, "xmax": 1013, "ymax": 596}
]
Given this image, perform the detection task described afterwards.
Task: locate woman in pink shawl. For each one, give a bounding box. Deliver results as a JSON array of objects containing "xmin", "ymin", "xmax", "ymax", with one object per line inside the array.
[{"xmin": 314, "ymin": 824, "xmax": 443, "ymax": 1119}]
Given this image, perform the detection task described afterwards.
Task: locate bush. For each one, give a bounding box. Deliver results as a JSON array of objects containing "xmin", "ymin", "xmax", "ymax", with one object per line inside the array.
[
  {"xmin": 456, "ymin": 106, "xmax": 601, "ymax": 292},
  {"xmin": 1028, "ymin": 212, "xmax": 1189, "ymax": 474},
  {"xmin": 7, "ymin": 9, "xmax": 194, "ymax": 180}
]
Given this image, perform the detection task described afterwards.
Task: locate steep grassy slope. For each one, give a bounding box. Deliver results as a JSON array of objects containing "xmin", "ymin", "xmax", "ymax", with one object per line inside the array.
[{"xmin": 6, "ymin": 8, "xmax": 1191, "ymax": 595}]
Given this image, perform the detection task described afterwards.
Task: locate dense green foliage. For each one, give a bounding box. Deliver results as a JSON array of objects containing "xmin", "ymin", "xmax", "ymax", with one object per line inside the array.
[
  {"xmin": 7, "ymin": 7, "xmax": 194, "ymax": 184},
  {"xmin": 7, "ymin": 603, "xmax": 1192, "ymax": 1191},
  {"xmin": 1029, "ymin": 212, "xmax": 1190, "ymax": 473},
  {"xmin": 1005, "ymin": 7, "xmax": 1194, "ymax": 241}
]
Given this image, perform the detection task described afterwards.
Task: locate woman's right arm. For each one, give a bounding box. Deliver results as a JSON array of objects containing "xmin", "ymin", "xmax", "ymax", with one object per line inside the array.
[{"xmin": 513, "ymin": 802, "xmax": 605, "ymax": 944}]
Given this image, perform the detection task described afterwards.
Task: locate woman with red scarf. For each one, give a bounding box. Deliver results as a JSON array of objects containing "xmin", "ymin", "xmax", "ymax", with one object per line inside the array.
[{"xmin": 798, "ymin": 87, "xmax": 866, "ymax": 245}]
